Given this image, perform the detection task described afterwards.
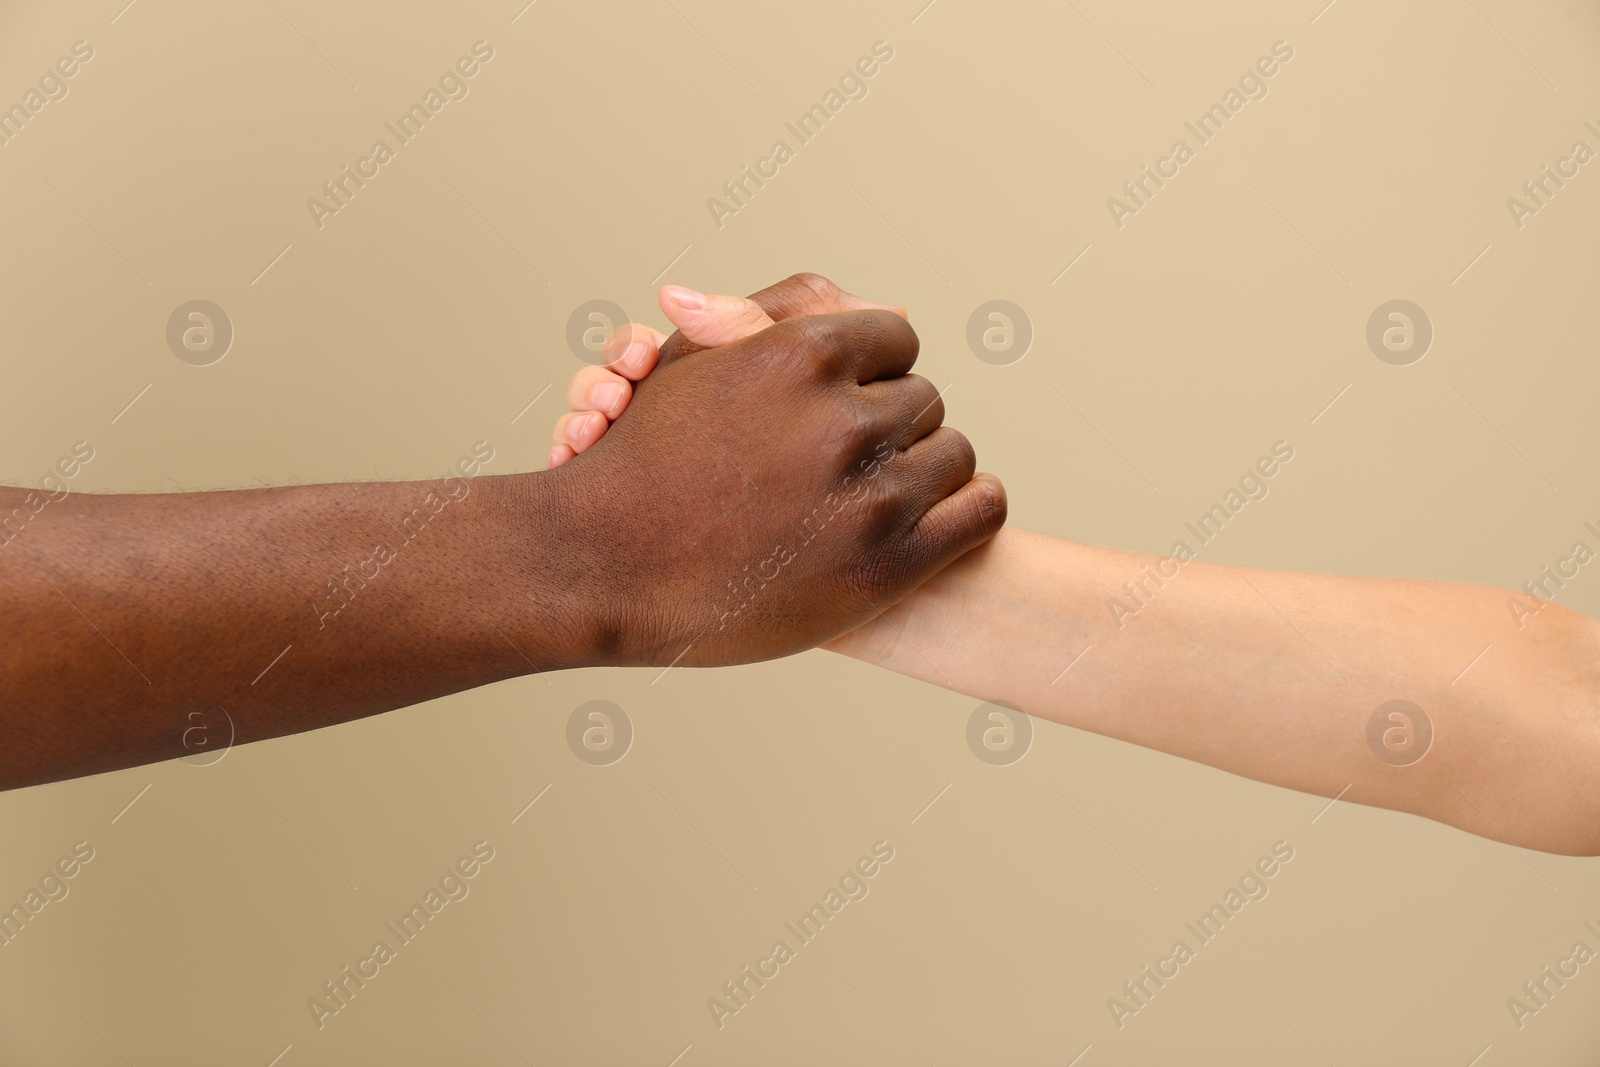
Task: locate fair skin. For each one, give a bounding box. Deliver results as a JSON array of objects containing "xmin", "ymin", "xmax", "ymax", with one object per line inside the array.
[{"xmin": 555, "ymin": 281, "xmax": 1600, "ymax": 857}]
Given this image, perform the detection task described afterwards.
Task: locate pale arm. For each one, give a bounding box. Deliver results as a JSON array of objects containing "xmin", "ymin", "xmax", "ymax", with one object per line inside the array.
[
  {"xmin": 830, "ymin": 527, "xmax": 1600, "ymax": 856},
  {"xmin": 560, "ymin": 283, "xmax": 1600, "ymax": 857}
]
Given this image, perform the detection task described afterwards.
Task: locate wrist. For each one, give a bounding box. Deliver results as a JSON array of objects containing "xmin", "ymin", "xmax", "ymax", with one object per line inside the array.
[
  {"xmin": 467, "ymin": 469, "xmax": 615, "ymax": 673},
  {"xmin": 825, "ymin": 527, "xmax": 1068, "ymax": 703}
]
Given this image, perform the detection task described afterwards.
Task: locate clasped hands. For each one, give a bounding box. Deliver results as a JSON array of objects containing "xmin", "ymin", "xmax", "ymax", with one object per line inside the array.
[{"xmin": 539, "ymin": 272, "xmax": 1007, "ymax": 669}]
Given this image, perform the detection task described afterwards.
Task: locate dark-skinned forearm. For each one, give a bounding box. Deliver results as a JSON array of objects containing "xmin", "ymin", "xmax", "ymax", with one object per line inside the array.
[{"xmin": 0, "ymin": 472, "xmax": 597, "ymax": 789}]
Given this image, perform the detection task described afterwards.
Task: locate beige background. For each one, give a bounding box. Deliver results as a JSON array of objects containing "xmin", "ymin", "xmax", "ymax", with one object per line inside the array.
[{"xmin": 2, "ymin": 0, "xmax": 1599, "ymax": 1063}]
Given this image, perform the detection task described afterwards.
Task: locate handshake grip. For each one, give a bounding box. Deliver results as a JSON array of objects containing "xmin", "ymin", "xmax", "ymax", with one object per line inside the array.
[{"xmin": 548, "ymin": 276, "xmax": 1006, "ymax": 669}]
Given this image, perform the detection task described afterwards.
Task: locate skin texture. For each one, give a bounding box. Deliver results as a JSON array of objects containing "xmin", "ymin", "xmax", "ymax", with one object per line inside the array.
[
  {"xmin": 0, "ymin": 275, "xmax": 1006, "ymax": 789},
  {"xmin": 561, "ymin": 280, "xmax": 1600, "ymax": 856},
  {"xmin": 557, "ymin": 306, "xmax": 1007, "ymax": 667}
]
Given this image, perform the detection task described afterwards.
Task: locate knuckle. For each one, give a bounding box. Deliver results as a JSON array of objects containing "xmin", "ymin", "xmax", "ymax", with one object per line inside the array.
[
  {"xmin": 780, "ymin": 315, "xmax": 846, "ymax": 374},
  {"xmin": 885, "ymin": 311, "xmax": 920, "ymax": 364},
  {"xmin": 852, "ymin": 310, "xmax": 901, "ymax": 368},
  {"xmin": 735, "ymin": 300, "xmax": 771, "ymax": 330},
  {"xmin": 777, "ymin": 313, "xmax": 822, "ymax": 342},
  {"xmin": 946, "ymin": 429, "xmax": 977, "ymax": 473},
  {"xmin": 905, "ymin": 374, "xmax": 943, "ymax": 425},
  {"xmin": 855, "ymin": 310, "xmax": 917, "ymax": 370},
  {"xmin": 919, "ymin": 427, "xmax": 973, "ymax": 481},
  {"xmin": 784, "ymin": 272, "xmax": 840, "ymax": 308},
  {"xmin": 820, "ymin": 400, "xmax": 876, "ymax": 454}
]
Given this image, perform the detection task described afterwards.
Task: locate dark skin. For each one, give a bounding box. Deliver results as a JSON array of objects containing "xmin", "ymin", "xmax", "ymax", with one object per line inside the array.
[{"xmin": 0, "ymin": 275, "xmax": 1006, "ymax": 789}]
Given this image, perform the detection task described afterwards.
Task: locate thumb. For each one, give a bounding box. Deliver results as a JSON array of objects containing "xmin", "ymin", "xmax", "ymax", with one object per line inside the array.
[{"xmin": 659, "ymin": 285, "xmax": 775, "ymax": 347}]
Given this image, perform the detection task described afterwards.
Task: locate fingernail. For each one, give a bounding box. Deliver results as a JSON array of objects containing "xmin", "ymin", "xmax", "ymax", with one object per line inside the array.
[
  {"xmin": 595, "ymin": 381, "xmax": 625, "ymax": 413},
  {"xmin": 662, "ymin": 285, "xmax": 707, "ymax": 311},
  {"xmin": 603, "ymin": 329, "xmax": 629, "ymax": 361},
  {"xmin": 617, "ymin": 339, "xmax": 648, "ymax": 368},
  {"xmin": 581, "ymin": 412, "xmax": 603, "ymax": 437}
]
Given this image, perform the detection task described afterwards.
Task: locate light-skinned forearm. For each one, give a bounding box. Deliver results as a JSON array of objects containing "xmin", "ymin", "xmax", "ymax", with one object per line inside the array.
[{"xmin": 830, "ymin": 527, "xmax": 1600, "ymax": 856}]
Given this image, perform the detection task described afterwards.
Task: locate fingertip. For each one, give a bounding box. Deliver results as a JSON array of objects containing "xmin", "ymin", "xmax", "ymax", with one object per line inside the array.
[
  {"xmin": 604, "ymin": 323, "xmax": 666, "ymax": 381},
  {"xmin": 568, "ymin": 366, "xmax": 632, "ymax": 419},
  {"xmin": 661, "ymin": 287, "xmax": 776, "ymax": 346},
  {"xmin": 612, "ymin": 334, "xmax": 662, "ymax": 380},
  {"xmin": 552, "ymin": 411, "xmax": 579, "ymax": 448},
  {"xmin": 567, "ymin": 410, "xmax": 606, "ymax": 452},
  {"xmin": 549, "ymin": 444, "xmax": 575, "ymax": 468},
  {"xmin": 552, "ymin": 409, "xmax": 606, "ymax": 453},
  {"xmin": 588, "ymin": 374, "xmax": 630, "ymax": 419},
  {"xmin": 658, "ymin": 286, "xmax": 705, "ymax": 338},
  {"xmin": 597, "ymin": 380, "xmax": 630, "ymax": 419},
  {"xmin": 962, "ymin": 472, "xmax": 1009, "ymax": 538},
  {"xmin": 660, "ymin": 285, "xmax": 707, "ymax": 314},
  {"xmin": 832, "ymin": 287, "xmax": 907, "ymax": 320}
]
